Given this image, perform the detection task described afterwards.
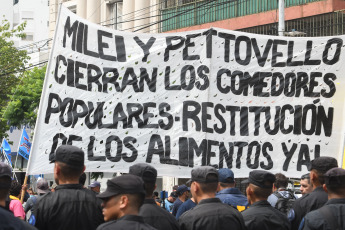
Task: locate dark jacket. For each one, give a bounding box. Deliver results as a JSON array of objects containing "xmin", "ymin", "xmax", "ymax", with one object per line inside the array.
[
  {"xmin": 241, "ymin": 200, "xmax": 291, "ymax": 230},
  {"xmin": 302, "ymin": 198, "xmax": 345, "ymax": 230},
  {"xmin": 172, "ymin": 198, "xmax": 183, "ymax": 216},
  {"xmin": 0, "ymin": 206, "xmax": 37, "ymax": 230},
  {"xmin": 216, "ymin": 187, "xmax": 249, "ymax": 211},
  {"xmin": 96, "ymin": 215, "xmax": 157, "ymax": 230},
  {"xmin": 33, "ymin": 184, "xmax": 104, "ymax": 230},
  {"xmin": 175, "ymin": 199, "xmax": 196, "ymax": 220},
  {"xmin": 139, "ymin": 199, "xmax": 180, "ymax": 230},
  {"xmin": 179, "ymin": 198, "xmax": 246, "ymax": 230},
  {"xmin": 289, "ymin": 187, "xmax": 328, "ymax": 230}
]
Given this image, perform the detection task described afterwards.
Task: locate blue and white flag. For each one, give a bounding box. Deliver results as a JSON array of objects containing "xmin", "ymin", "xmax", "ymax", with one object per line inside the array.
[
  {"xmin": 18, "ymin": 128, "xmax": 31, "ymax": 160},
  {"xmin": 1, "ymin": 139, "xmax": 12, "ymax": 163}
]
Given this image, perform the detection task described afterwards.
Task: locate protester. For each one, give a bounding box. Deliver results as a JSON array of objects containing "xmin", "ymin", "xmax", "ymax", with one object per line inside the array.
[
  {"xmin": 96, "ymin": 174, "xmax": 157, "ymax": 230},
  {"xmin": 153, "ymin": 191, "xmax": 162, "ymax": 206},
  {"xmin": 129, "ymin": 163, "xmax": 180, "ymax": 230},
  {"xmin": 24, "ymin": 178, "xmax": 50, "ymax": 218},
  {"xmin": 88, "ymin": 181, "xmax": 101, "ymax": 195},
  {"xmin": 301, "ymin": 167, "xmax": 345, "ymax": 230},
  {"xmin": 300, "ymin": 174, "xmax": 313, "ymax": 195},
  {"xmin": 0, "ymin": 162, "xmax": 37, "ymax": 229},
  {"xmin": 9, "ymin": 180, "xmax": 26, "ymax": 220},
  {"xmin": 241, "ymin": 170, "xmax": 291, "ymax": 230},
  {"xmin": 289, "ymin": 157, "xmax": 338, "ymax": 230},
  {"xmin": 216, "ymin": 168, "xmax": 248, "ymax": 211},
  {"xmin": 175, "ymin": 197, "xmax": 196, "ymax": 220},
  {"xmin": 179, "ymin": 166, "xmax": 245, "ymax": 230},
  {"xmin": 33, "ymin": 145, "xmax": 104, "ymax": 230},
  {"xmin": 172, "ymin": 184, "xmax": 189, "ymax": 216},
  {"xmin": 163, "ymin": 191, "xmax": 177, "ymax": 213},
  {"xmin": 267, "ymin": 173, "xmax": 297, "ymax": 214}
]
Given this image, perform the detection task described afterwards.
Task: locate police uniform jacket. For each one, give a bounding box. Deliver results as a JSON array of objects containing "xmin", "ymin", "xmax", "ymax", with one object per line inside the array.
[
  {"xmin": 290, "ymin": 187, "xmax": 328, "ymax": 230},
  {"xmin": 139, "ymin": 199, "xmax": 180, "ymax": 230},
  {"xmin": 33, "ymin": 184, "xmax": 104, "ymax": 230},
  {"xmin": 96, "ymin": 215, "xmax": 157, "ymax": 230},
  {"xmin": 302, "ymin": 198, "xmax": 345, "ymax": 230},
  {"xmin": 179, "ymin": 198, "xmax": 246, "ymax": 230},
  {"xmin": 241, "ymin": 200, "xmax": 291, "ymax": 230},
  {"xmin": 216, "ymin": 187, "xmax": 249, "ymax": 211}
]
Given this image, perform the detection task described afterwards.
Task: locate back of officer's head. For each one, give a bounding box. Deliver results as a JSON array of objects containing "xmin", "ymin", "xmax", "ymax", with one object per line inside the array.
[
  {"xmin": 128, "ymin": 163, "xmax": 157, "ymax": 198},
  {"xmin": 97, "ymin": 174, "xmax": 146, "ymax": 221},
  {"xmin": 308, "ymin": 157, "xmax": 338, "ymax": 185},
  {"xmin": 190, "ymin": 166, "xmax": 219, "ymax": 194},
  {"xmin": 50, "ymin": 145, "xmax": 85, "ymax": 182},
  {"xmin": 218, "ymin": 168, "xmax": 235, "ymax": 189},
  {"xmin": 324, "ymin": 168, "xmax": 345, "ymax": 197},
  {"xmin": 245, "ymin": 170, "xmax": 275, "ymax": 201},
  {"xmin": 274, "ymin": 173, "xmax": 288, "ymax": 189},
  {"xmin": 0, "ymin": 163, "xmax": 12, "ymax": 202}
]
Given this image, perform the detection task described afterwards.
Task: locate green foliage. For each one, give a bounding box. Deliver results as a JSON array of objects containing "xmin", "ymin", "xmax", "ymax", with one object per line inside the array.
[
  {"xmin": 0, "ymin": 18, "xmax": 30, "ymax": 139},
  {"xmin": 2, "ymin": 66, "xmax": 46, "ymax": 127}
]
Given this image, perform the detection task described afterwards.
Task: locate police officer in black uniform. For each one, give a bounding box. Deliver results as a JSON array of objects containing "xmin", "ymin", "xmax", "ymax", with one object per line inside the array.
[
  {"xmin": 241, "ymin": 170, "xmax": 291, "ymax": 230},
  {"xmin": 96, "ymin": 174, "xmax": 157, "ymax": 230},
  {"xmin": 129, "ymin": 163, "xmax": 180, "ymax": 230},
  {"xmin": 33, "ymin": 145, "xmax": 104, "ymax": 230},
  {"xmin": 289, "ymin": 157, "xmax": 338, "ymax": 230},
  {"xmin": 179, "ymin": 166, "xmax": 246, "ymax": 230},
  {"xmin": 301, "ymin": 167, "xmax": 345, "ymax": 230}
]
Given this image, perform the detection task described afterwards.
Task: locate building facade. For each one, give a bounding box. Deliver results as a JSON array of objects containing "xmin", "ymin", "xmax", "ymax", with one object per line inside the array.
[{"xmin": 159, "ymin": 0, "xmax": 345, "ymax": 37}]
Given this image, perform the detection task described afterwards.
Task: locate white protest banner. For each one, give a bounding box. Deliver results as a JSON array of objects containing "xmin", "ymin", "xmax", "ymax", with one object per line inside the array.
[{"xmin": 27, "ymin": 5, "xmax": 345, "ymax": 177}]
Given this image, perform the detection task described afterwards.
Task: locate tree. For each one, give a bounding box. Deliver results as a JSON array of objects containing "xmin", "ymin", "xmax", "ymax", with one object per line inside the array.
[
  {"xmin": 2, "ymin": 66, "xmax": 46, "ymax": 128},
  {"xmin": 0, "ymin": 18, "xmax": 30, "ymax": 139}
]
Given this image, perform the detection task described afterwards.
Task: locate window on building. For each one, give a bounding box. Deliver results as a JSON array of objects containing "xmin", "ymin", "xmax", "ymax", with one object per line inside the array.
[
  {"xmin": 109, "ymin": 1, "xmax": 123, "ymax": 30},
  {"xmin": 22, "ymin": 35, "xmax": 34, "ymax": 41}
]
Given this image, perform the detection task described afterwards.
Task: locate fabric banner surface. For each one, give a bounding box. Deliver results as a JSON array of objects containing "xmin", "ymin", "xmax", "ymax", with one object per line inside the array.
[
  {"xmin": 18, "ymin": 128, "xmax": 31, "ymax": 160},
  {"xmin": 28, "ymin": 6, "xmax": 345, "ymax": 177}
]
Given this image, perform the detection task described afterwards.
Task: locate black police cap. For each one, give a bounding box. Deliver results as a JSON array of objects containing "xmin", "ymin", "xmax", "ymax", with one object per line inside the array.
[
  {"xmin": 324, "ymin": 167, "xmax": 345, "ymax": 187},
  {"xmin": 188, "ymin": 166, "xmax": 219, "ymax": 184},
  {"xmin": 308, "ymin": 157, "xmax": 338, "ymax": 174},
  {"xmin": 97, "ymin": 174, "xmax": 146, "ymax": 199},
  {"xmin": 129, "ymin": 163, "xmax": 157, "ymax": 183},
  {"xmin": 49, "ymin": 145, "xmax": 84, "ymax": 169},
  {"xmin": 242, "ymin": 170, "xmax": 275, "ymax": 189}
]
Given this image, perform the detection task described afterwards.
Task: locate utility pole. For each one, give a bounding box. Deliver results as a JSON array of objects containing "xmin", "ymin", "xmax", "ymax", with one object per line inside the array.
[{"xmin": 278, "ymin": 0, "xmax": 285, "ymax": 36}]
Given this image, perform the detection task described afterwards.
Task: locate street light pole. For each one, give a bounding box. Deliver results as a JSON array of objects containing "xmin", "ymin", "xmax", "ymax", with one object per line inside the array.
[{"xmin": 278, "ymin": 0, "xmax": 285, "ymax": 36}]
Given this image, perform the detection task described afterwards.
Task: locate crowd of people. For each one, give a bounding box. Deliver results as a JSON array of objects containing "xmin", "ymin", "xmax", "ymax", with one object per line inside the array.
[{"xmin": 0, "ymin": 144, "xmax": 344, "ymax": 230}]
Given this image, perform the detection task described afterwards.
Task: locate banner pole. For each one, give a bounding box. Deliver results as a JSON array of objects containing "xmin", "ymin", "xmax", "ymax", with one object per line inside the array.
[{"xmin": 20, "ymin": 175, "xmax": 28, "ymax": 204}]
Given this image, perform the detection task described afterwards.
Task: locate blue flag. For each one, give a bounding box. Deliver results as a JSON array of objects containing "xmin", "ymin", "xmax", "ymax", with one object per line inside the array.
[
  {"xmin": 1, "ymin": 139, "xmax": 12, "ymax": 163},
  {"xmin": 18, "ymin": 128, "xmax": 31, "ymax": 160}
]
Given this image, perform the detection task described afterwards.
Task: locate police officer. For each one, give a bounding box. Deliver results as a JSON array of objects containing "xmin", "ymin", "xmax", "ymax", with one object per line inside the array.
[
  {"xmin": 216, "ymin": 168, "xmax": 248, "ymax": 211},
  {"xmin": 33, "ymin": 145, "xmax": 104, "ymax": 230},
  {"xmin": 0, "ymin": 162, "xmax": 36, "ymax": 230},
  {"xmin": 301, "ymin": 168, "xmax": 345, "ymax": 230},
  {"xmin": 289, "ymin": 157, "xmax": 338, "ymax": 230},
  {"xmin": 179, "ymin": 166, "xmax": 246, "ymax": 230},
  {"xmin": 96, "ymin": 174, "xmax": 157, "ymax": 230},
  {"xmin": 241, "ymin": 170, "xmax": 291, "ymax": 230},
  {"xmin": 129, "ymin": 163, "xmax": 179, "ymax": 230}
]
